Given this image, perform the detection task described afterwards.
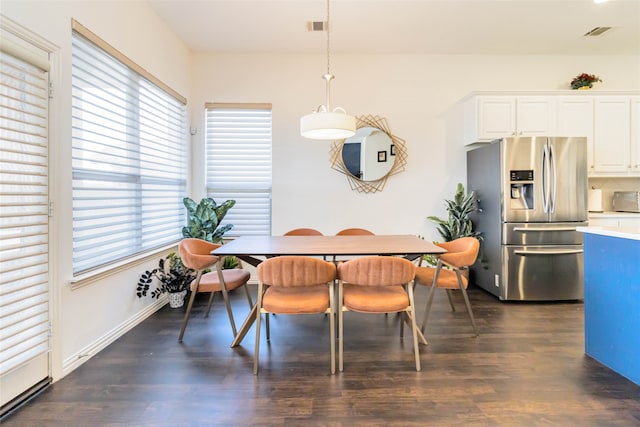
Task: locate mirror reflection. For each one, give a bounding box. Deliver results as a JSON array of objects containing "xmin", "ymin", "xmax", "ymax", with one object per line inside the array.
[
  {"xmin": 330, "ymin": 115, "xmax": 407, "ymax": 194},
  {"xmin": 341, "ymin": 127, "xmax": 394, "ymax": 181}
]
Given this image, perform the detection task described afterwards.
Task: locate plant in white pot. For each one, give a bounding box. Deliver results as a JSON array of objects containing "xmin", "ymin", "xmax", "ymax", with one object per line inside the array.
[{"xmin": 136, "ymin": 252, "xmax": 196, "ymax": 308}]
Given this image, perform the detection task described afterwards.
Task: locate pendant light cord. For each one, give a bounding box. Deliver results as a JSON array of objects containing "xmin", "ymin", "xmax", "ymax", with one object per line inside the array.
[
  {"xmin": 326, "ymin": 0, "xmax": 331, "ymax": 76},
  {"xmin": 322, "ymin": 0, "xmax": 333, "ymax": 112}
]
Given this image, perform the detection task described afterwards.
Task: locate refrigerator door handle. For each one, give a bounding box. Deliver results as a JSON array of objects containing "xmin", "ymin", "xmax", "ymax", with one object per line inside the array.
[
  {"xmin": 549, "ymin": 142, "xmax": 556, "ymax": 213},
  {"xmin": 542, "ymin": 144, "xmax": 550, "ymax": 213},
  {"xmin": 513, "ymin": 226, "xmax": 577, "ymax": 232},
  {"xmin": 514, "ymin": 249, "xmax": 584, "ymax": 256}
]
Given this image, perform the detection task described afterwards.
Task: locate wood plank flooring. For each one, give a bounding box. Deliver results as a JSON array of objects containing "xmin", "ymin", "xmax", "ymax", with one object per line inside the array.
[{"xmin": 4, "ymin": 285, "xmax": 640, "ymax": 426}]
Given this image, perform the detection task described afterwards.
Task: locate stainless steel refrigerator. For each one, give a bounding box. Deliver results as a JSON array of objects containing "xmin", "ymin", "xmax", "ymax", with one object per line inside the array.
[{"xmin": 466, "ymin": 136, "xmax": 588, "ymax": 301}]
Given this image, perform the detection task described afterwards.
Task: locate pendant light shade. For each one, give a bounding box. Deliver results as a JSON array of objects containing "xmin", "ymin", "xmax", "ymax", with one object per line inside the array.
[
  {"xmin": 300, "ymin": 0, "xmax": 356, "ymax": 140},
  {"xmin": 300, "ymin": 109, "xmax": 356, "ymax": 139}
]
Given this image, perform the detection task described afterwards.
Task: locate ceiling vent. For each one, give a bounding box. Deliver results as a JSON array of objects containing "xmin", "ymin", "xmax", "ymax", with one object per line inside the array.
[
  {"xmin": 307, "ymin": 21, "xmax": 327, "ymax": 32},
  {"xmin": 584, "ymin": 27, "xmax": 613, "ymax": 36}
]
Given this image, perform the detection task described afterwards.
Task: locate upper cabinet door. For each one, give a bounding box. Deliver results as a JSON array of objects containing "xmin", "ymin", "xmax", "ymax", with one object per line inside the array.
[
  {"xmin": 466, "ymin": 96, "xmax": 556, "ymax": 144},
  {"xmin": 516, "ymin": 97, "xmax": 556, "ymax": 136},
  {"xmin": 594, "ymin": 97, "xmax": 631, "ymax": 173},
  {"xmin": 556, "ymin": 97, "xmax": 594, "ymax": 172},
  {"xmin": 477, "ymin": 97, "xmax": 516, "ymax": 140}
]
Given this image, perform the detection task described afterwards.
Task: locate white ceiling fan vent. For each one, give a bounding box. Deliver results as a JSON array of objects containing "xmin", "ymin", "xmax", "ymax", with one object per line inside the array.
[
  {"xmin": 583, "ymin": 27, "xmax": 613, "ymax": 37},
  {"xmin": 307, "ymin": 21, "xmax": 327, "ymax": 32}
]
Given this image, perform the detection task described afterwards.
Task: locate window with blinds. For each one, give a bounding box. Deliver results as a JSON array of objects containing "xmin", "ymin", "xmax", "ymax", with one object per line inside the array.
[
  {"xmin": 71, "ymin": 24, "xmax": 188, "ymax": 274},
  {"xmin": 0, "ymin": 49, "xmax": 49, "ymax": 390},
  {"xmin": 205, "ymin": 104, "xmax": 272, "ymax": 237}
]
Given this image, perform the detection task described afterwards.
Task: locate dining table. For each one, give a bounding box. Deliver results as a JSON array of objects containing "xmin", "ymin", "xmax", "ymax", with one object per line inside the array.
[{"xmin": 212, "ymin": 234, "xmax": 447, "ymax": 347}]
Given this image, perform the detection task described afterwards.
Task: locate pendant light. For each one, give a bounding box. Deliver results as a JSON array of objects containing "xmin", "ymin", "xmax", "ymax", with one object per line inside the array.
[{"xmin": 300, "ymin": 0, "xmax": 356, "ymax": 140}]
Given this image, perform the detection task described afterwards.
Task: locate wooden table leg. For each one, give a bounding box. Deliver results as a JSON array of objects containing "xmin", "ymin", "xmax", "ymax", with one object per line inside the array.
[
  {"xmin": 402, "ymin": 312, "xmax": 428, "ymax": 345},
  {"xmin": 230, "ymin": 303, "xmax": 258, "ymax": 347}
]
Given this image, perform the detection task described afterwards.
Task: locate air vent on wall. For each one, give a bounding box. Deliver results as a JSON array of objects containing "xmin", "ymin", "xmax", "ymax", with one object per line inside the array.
[
  {"xmin": 307, "ymin": 21, "xmax": 327, "ymax": 32},
  {"xmin": 584, "ymin": 27, "xmax": 613, "ymax": 36}
]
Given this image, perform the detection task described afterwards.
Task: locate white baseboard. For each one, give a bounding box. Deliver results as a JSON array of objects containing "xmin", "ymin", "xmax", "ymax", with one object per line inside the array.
[{"xmin": 61, "ymin": 298, "xmax": 167, "ymax": 377}]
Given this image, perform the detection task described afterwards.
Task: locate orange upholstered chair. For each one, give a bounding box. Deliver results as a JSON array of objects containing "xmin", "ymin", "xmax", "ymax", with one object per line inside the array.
[
  {"xmin": 177, "ymin": 238, "xmax": 252, "ymax": 342},
  {"xmin": 337, "ymin": 256, "xmax": 420, "ymax": 371},
  {"xmin": 414, "ymin": 237, "xmax": 480, "ymax": 336},
  {"xmin": 335, "ymin": 228, "xmax": 374, "ymax": 236},
  {"xmin": 283, "ymin": 228, "xmax": 323, "ymax": 236},
  {"xmin": 254, "ymin": 256, "xmax": 337, "ymax": 374}
]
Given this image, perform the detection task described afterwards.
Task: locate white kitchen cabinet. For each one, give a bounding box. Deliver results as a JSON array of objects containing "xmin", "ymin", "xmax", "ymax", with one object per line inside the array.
[
  {"xmin": 464, "ymin": 96, "xmax": 555, "ymax": 144},
  {"xmin": 556, "ymin": 96, "xmax": 594, "ymax": 172},
  {"xmin": 587, "ymin": 217, "xmax": 619, "ymax": 227},
  {"xmin": 631, "ymin": 97, "xmax": 640, "ymax": 175},
  {"xmin": 588, "ymin": 214, "xmax": 640, "ymax": 228},
  {"xmin": 593, "ymin": 97, "xmax": 632, "ymax": 174},
  {"xmin": 619, "ymin": 217, "xmax": 640, "ymax": 227}
]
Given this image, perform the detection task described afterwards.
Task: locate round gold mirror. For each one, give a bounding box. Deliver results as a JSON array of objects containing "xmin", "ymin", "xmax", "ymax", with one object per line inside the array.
[{"xmin": 330, "ymin": 115, "xmax": 407, "ymax": 193}]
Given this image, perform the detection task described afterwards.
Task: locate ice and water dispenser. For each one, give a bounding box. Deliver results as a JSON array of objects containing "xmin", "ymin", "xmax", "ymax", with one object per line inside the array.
[{"xmin": 509, "ymin": 170, "xmax": 534, "ymax": 210}]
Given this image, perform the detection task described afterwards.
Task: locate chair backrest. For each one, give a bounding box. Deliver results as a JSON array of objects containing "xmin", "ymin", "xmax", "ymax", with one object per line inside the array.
[
  {"xmin": 178, "ymin": 238, "xmax": 221, "ymax": 271},
  {"xmin": 283, "ymin": 228, "xmax": 323, "ymax": 236},
  {"xmin": 335, "ymin": 228, "xmax": 375, "ymax": 236},
  {"xmin": 338, "ymin": 256, "xmax": 416, "ymax": 287},
  {"xmin": 257, "ymin": 256, "xmax": 336, "ymax": 288},
  {"xmin": 436, "ymin": 237, "xmax": 480, "ymax": 268}
]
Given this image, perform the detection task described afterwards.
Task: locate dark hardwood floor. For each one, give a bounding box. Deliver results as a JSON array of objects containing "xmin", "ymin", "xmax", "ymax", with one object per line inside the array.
[{"xmin": 4, "ymin": 285, "xmax": 640, "ymax": 426}]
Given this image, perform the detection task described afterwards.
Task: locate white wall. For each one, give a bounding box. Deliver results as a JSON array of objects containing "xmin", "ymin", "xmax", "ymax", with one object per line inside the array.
[
  {"xmin": 3, "ymin": 0, "xmax": 640, "ymax": 382},
  {"xmin": 190, "ymin": 53, "xmax": 640, "ymax": 239},
  {"xmin": 2, "ymin": 1, "xmax": 192, "ymax": 380}
]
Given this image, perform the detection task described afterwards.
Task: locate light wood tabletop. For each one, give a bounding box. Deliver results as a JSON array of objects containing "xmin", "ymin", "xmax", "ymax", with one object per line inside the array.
[{"xmin": 213, "ymin": 234, "xmax": 445, "ymax": 262}]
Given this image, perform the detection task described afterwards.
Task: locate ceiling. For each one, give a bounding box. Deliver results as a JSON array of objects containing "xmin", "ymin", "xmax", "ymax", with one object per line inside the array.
[{"xmin": 147, "ymin": 0, "xmax": 640, "ymax": 55}]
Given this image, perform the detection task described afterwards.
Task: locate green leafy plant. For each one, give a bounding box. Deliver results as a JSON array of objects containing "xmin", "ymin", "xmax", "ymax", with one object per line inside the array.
[
  {"xmin": 423, "ymin": 183, "xmax": 482, "ymax": 266},
  {"xmin": 136, "ymin": 252, "xmax": 196, "ymax": 299},
  {"xmin": 182, "ymin": 197, "xmax": 235, "ymax": 243},
  {"xmin": 182, "ymin": 197, "xmax": 239, "ymax": 269},
  {"xmin": 428, "ymin": 183, "xmax": 482, "ymax": 242}
]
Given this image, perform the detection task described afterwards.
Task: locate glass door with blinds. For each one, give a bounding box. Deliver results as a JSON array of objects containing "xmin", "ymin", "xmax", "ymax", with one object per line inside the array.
[{"xmin": 0, "ymin": 41, "xmax": 51, "ymax": 413}]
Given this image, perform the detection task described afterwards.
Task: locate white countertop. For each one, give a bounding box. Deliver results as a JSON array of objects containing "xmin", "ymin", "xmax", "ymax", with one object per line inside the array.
[{"xmin": 577, "ymin": 226, "xmax": 640, "ymax": 241}]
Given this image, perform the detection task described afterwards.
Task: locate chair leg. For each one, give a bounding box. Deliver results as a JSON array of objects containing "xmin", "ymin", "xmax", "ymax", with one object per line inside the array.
[
  {"xmin": 338, "ymin": 282, "xmax": 344, "ymax": 372},
  {"xmin": 204, "ymin": 290, "xmax": 216, "ymax": 318},
  {"xmin": 456, "ymin": 270, "xmax": 479, "ymax": 336},
  {"xmin": 220, "ymin": 285, "xmax": 238, "ymax": 337},
  {"xmin": 329, "ymin": 283, "xmax": 336, "ymax": 374},
  {"xmin": 215, "ymin": 260, "xmax": 238, "ymax": 336},
  {"xmin": 253, "ymin": 283, "xmax": 264, "ymax": 375},
  {"xmin": 445, "ymin": 289, "xmax": 456, "ymax": 312},
  {"xmin": 266, "ymin": 312, "xmax": 270, "ymax": 341},
  {"xmin": 178, "ymin": 286, "xmax": 199, "ymax": 343},
  {"xmin": 421, "ymin": 261, "xmax": 443, "ymax": 332},
  {"xmin": 243, "ymin": 283, "xmax": 253, "ymax": 308},
  {"xmin": 407, "ymin": 284, "xmax": 421, "ymax": 371}
]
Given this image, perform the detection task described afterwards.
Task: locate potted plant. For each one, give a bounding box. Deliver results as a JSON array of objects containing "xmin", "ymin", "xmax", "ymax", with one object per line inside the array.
[
  {"xmin": 136, "ymin": 252, "xmax": 196, "ymax": 308},
  {"xmin": 423, "ymin": 183, "xmax": 482, "ymax": 266},
  {"xmin": 570, "ymin": 73, "xmax": 602, "ymax": 90},
  {"xmin": 182, "ymin": 197, "xmax": 239, "ymax": 269}
]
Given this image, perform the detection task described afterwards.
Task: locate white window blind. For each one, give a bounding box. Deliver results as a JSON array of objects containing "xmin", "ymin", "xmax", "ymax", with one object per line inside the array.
[
  {"xmin": 0, "ymin": 50, "xmax": 49, "ymax": 380},
  {"xmin": 71, "ymin": 27, "xmax": 187, "ymax": 274},
  {"xmin": 205, "ymin": 104, "xmax": 272, "ymax": 237}
]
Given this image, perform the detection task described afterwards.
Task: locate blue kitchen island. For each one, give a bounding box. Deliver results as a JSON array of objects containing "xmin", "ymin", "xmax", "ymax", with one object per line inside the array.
[{"xmin": 577, "ymin": 226, "xmax": 640, "ymax": 386}]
